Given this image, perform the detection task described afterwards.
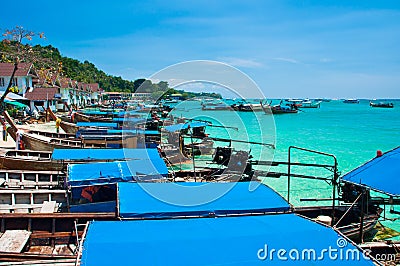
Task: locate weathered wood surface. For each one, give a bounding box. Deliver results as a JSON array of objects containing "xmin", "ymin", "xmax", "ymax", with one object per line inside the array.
[
  {"xmin": 40, "ymin": 201, "xmax": 56, "ymax": 213},
  {"xmin": 0, "ymin": 230, "xmax": 31, "ymax": 253}
]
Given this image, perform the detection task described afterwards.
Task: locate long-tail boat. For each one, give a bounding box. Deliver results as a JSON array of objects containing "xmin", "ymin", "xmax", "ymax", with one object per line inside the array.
[
  {"xmin": 3, "ymin": 111, "xmax": 104, "ymax": 151},
  {"xmin": 0, "ymin": 149, "xmax": 63, "ymax": 171},
  {"xmin": 370, "ymin": 101, "xmax": 394, "ymax": 108},
  {"xmin": 47, "ymin": 108, "xmax": 78, "ymax": 134}
]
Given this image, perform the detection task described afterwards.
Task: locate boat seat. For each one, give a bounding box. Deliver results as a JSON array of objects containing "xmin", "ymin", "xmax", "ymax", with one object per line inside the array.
[
  {"xmin": 0, "ymin": 230, "xmax": 31, "ymax": 253},
  {"xmin": 40, "ymin": 201, "xmax": 57, "ymax": 213}
]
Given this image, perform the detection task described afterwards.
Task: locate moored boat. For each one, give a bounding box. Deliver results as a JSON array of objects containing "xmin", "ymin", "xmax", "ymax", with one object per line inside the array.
[
  {"xmin": 230, "ymin": 103, "xmax": 263, "ymax": 112},
  {"xmin": 264, "ymin": 104, "xmax": 298, "ymax": 114},
  {"xmin": 343, "ymin": 99, "xmax": 359, "ymax": 103},
  {"xmin": 0, "ymin": 149, "xmax": 63, "ymax": 171},
  {"xmin": 47, "ymin": 108, "xmax": 78, "ymax": 134},
  {"xmin": 298, "ymin": 100, "xmax": 321, "ymax": 108},
  {"xmin": 73, "ymin": 112, "xmax": 113, "ymax": 123},
  {"xmin": 370, "ymin": 101, "xmax": 394, "ymax": 108}
]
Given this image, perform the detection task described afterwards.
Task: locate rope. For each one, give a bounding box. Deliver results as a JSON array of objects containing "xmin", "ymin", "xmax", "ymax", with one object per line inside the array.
[{"xmin": 333, "ymin": 192, "xmax": 363, "ymax": 228}]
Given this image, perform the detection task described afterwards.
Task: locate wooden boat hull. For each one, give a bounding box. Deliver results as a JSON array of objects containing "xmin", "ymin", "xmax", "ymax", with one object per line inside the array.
[
  {"xmin": 0, "ymin": 212, "xmax": 115, "ymax": 262},
  {"xmin": 60, "ymin": 120, "xmax": 79, "ymax": 134},
  {"xmin": 0, "ymin": 157, "xmax": 63, "ymax": 171},
  {"xmin": 295, "ymin": 205, "xmax": 382, "ymax": 242},
  {"xmin": 0, "ymin": 150, "xmax": 63, "ymax": 171},
  {"xmin": 22, "ymin": 134, "xmax": 84, "ymax": 152},
  {"xmin": 47, "ymin": 108, "xmax": 79, "ymax": 134},
  {"xmin": 74, "ymin": 112, "xmax": 113, "ymax": 123}
]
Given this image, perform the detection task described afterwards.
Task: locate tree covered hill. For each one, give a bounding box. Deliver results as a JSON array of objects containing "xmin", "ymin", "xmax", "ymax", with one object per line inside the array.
[
  {"xmin": 1, "ymin": 43, "xmax": 221, "ymax": 98},
  {"xmin": 31, "ymin": 44, "xmax": 139, "ymax": 93}
]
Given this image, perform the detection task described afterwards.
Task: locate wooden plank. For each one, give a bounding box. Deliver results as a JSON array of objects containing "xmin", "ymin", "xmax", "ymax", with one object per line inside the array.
[
  {"xmin": 53, "ymin": 244, "xmax": 76, "ymax": 256},
  {"xmin": 0, "ymin": 204, "xmax": 43, "ymax": 210},
  {"xmin": 0, "ymin": 189, "xmax": 65, "ymax": 194},
  {"xmin": 30, "ymin": 231, "xmax": 83, "ymax": 239},
  {"xmin": 0, "ymin": 170, "xmax": 60, "ymax": 174},
  {"xmin": 0, "ymin": 230, "xmax": 31, "ymax": 253},
  {"xmin": 40, "ymin": 201, "xmax": 56, "ymax": 213},
  {"xmin": 0, "ymin": 212, "xmax": 116, "ymax": 219}
]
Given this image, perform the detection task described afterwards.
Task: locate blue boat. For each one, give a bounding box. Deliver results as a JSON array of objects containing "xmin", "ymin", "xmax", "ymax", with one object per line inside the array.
[
  {"xmin": 66, "ymin": 151, "xmax": 168, "ymax": 213},
  {"xmin": 341, "ymin": 146, "xmax": 400, "ymax": 197},
  {"xmin": 78, "ymin": 182, "xmax": 373, "ymax": 265}
]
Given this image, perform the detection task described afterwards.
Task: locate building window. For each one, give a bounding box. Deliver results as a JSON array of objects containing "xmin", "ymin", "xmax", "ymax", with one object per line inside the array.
[
  {"xmin": 0, "ymin": 78, "xmax": 4, "ymax": 87},
  {"xmin": 12, "ymin": 78, "xmax": 18, "ymax": 86}
]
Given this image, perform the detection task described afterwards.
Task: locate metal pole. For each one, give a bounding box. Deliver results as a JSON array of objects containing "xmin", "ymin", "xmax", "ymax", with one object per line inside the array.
[
  {"xmin": 190, "ymin": 128, "xmax": 196, "ymax": 182},
  {"xmin": 288, "ymin": 147, "xmax": 291, "ymax": 203},
  {"xmin": 288, "ymin": 146, "xmax": 338, "ymax": 225},
  {"xmin": 359, "ymin": 189, "xmax": 365, "ymax": 243},
  {"xmin": 331, "ymin": 160, "xmax": 338, "ymax": 226},
  {"xmin": 46, "ymin": 92, "xmax": 49, "ymax": 122}
]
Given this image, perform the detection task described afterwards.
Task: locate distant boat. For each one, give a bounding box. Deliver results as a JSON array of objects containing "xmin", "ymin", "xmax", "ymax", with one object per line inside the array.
[
  {"xmin": 285, "ymin": 99, "xmax": 303, "ymax": 107},
  {"xmin": 343, "ymin": 99, "xmax": 359, "ymax": 104},
  {"xmin": 262, "ymin": 104, "xmax": 298, "ymax": 114},
  {"xmin": 230, "ymin": 103, "xmax": 263, "ymax": 112},
  {"xmin": 370, "ymin": 102, "xmax": 394, "ymax": 108},
  {"xmin": 201, "ymin": 100, "xmax": 232, "ymax": 111},
  {"xmin": 314, "ymin": 98, "xmax": 331, "ymax": 102},
  {"xmin": 299, "ymin": 100, "xmax": 321, "ymax": 108}
]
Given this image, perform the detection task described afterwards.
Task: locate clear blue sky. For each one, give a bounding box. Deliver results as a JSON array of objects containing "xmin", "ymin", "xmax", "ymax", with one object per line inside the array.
[{"xmin": 2, "ymin": 0, "xmax": 400, "ymax": 98}]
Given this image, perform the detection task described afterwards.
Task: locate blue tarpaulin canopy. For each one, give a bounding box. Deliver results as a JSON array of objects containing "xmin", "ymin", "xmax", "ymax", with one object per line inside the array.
[
  {"xmin": 67, "ymin": 159, "xmax": 168, "ymax": 187},
  {"xmin": 80, "ymin": 214, "xmax": 372, "ymax": 265},
  {"xmin": 76, "ymin": 122, "xmax": 118, "ymax": 128},
  {"xmin": 80, "ymin": 110, "xmax": 109, "ymax": 115},
  {"xmin": 164, "ymin": 122, "xmax": 208, "ymax": 132},
  {"xmin": 118, "ymin": 182, "xmax": 290, "ymax": 218},
  {"xmin": 112, "ymin": 117, "xmax": 146, "ymax": 124},
  {"xmin": 4, "ymin": 99, "xmax": 27, "ymax": 109},
  {"xmin": 52, "ymin": 148, "xmax": 161, "ymax": 161},
  {"xmin": 341, "ymin": 147, "xmax": 400, "ymax": 196}
]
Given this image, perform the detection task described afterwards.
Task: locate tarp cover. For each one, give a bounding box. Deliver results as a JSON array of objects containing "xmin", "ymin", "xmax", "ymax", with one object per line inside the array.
[
  {"xmin": 4, "ymin": 99, "xmax": 27, "ymax": 109},
  {"xmin": 67, "ymin": 151, "xmax": 168, "ymax": 186},
  {"xmin": 52, "ymin": 148, "xmax": 160, "ymax": 161},
  {"xmin": 67, "ymin": 159, "xmax": 167, "ymax": 187},
  {"xmin": 118, "ymin": 182, "xmax": 290, "ymax": 218},
  {"xmin": 341, "ymin": 146, "xmax": 400, "ymax": 196},
  {"xmin": 76, "ymin": 122, "xmax": 118, "ymax": 128},
  {"xmin": 112, "ymin": 117, "xmax": 145, "ymax": 124},
  {"xmin": 164, "ymin": 122, "xmax": 208, "ymax": 132},
  {"xmin": 80, "ymin": 214, "xmax": 372, "ymax": 265}
]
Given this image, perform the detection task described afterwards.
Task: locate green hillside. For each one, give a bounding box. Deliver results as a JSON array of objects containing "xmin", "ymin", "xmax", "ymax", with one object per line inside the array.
[
  {"xmin": 32, "ymin": 44, "xmax": 139, "ymax": 93},
  {"xmin": 1, "ymin": 42, "xmax": 221, "ymax": 99}
]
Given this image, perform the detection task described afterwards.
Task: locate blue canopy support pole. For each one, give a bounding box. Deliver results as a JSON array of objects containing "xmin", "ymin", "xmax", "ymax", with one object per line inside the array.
[
  {"xmin": 332, "ymin": 158, "xmax": 339, "ymax": 227},
  {"xmin": 288, "ymin": 146, "xmax": 338, "ymax": 226}
]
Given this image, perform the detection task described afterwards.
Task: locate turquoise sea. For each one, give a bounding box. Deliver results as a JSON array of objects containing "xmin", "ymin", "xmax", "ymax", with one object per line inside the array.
[{"xmin": 168, "ymin": 99, "xmax": 400, "ymax": 235}]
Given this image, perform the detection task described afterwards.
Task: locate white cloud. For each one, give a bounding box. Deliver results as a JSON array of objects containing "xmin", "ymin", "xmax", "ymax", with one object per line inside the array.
[
  {"xmin": 319, "ymin": 58, "xmax": 333, "ymax": 63},
  {"xmin": 272, "ymin": 57, "xmax": 300, "ymax": 64},
  {"xmin": 219, "ymin": 57, "xmax": 263, "ymax": 68}
]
